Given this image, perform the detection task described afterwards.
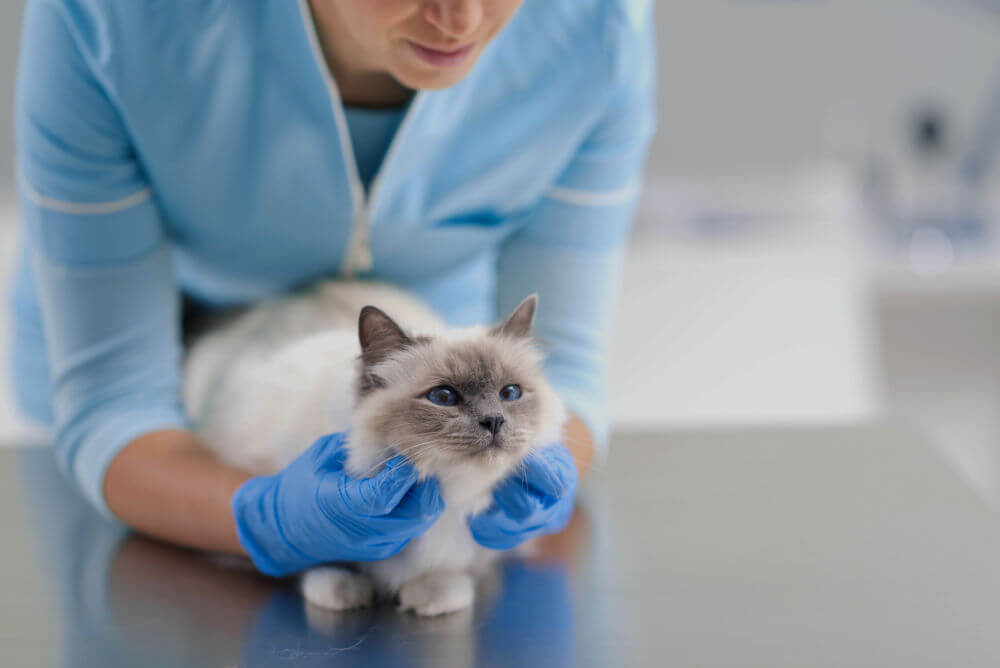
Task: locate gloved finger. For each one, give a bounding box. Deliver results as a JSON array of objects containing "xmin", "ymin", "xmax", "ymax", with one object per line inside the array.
[
  {"xmin": 467, "ymin": 512, "xmax": 543, "ymax": 550},
  {"xmin": 491, "ymin": 476, "xmax": 545, "ymax": 520},
  {"xmin": 357, "ymin": 456, "xmax": 422, "ymax": 513},
  {"xmin": 389, "ymin": 476, "xmax": 445, "ymax": 521},
  {"xmin": 334, "ymin": 457, "xmax": 420, "ymax": 516},
  {"xmin": 309, "ymin": 431, "xmax": 351, "ymax": 471},
  {"xmin": 521, "ymin": 446, "xmax": 577, "ymax": 499},
  {"xmin": 475, "ymin": 534, "xmax": 523, "ymax": 551},
  {"xmin": 359, "ymin": 537, "xmax": 411, "ymax": 560},
  {"xmin": 467, "ymin": 505, "xmax": 511, "ymax": 533},
  {"xmin": 548, "ymin": 497, "xmax": 575, "ymax": 534},
  {"xmin": 366, "ymin": 485, "xmax": 443, "ymax": 542}
]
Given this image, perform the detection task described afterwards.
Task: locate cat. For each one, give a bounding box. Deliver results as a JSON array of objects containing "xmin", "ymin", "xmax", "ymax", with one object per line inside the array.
[{"xmin": 182, "ymin": 280, "xmax": 567, "ymax": 615}]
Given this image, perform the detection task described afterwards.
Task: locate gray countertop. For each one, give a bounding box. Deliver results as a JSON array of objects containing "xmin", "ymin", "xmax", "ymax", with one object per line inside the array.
[{"xmin": 3, "ymin": 423, "xmax": 1000, "ymax": 667}]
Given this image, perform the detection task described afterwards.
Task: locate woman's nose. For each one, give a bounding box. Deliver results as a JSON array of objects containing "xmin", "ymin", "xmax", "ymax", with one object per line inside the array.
[{"xmin": 423, "ymin": 0, "xmax": 484, "ymax": 41}]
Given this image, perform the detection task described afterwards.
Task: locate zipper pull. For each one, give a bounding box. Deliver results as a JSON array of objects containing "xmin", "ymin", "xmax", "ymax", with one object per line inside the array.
[
  {"xmin": 340, "ymin": 237, "xmax": 372, "ymax": 276},
  {"xmin": 353, "ymin": 200, "xmax": 373, "ymax": 272},
  {"xmin": 341, "ymin": 203, "xmax": 373, "ymax": 276},
  {"xmin": 355, "ymin": 239, "xmax": 373, "ymax": 272}
]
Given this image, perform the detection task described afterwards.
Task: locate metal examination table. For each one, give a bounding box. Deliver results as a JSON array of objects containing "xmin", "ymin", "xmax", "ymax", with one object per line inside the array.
[{"xmin": 3, "ymin": 424, "xmax": 1000, "ymax": 667}]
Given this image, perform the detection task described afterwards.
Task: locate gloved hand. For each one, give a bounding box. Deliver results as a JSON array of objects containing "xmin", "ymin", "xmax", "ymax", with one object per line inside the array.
[
  {"xmin": 232, "ymin": 431, "xmax": 444, "ymax": 577},
  {"xmin": 467, "ymin": 442, "xmax": 578, "ymax": 550}
]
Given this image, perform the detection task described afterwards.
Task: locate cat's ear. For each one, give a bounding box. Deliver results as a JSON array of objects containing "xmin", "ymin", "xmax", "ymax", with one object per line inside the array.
[
  {"xmin": 492, "ymin": 294, "xmax": 538, "ymax": 339},
  {"xmin": 359, "ymin": 305, "xmax": 413, "ymax": 367}
]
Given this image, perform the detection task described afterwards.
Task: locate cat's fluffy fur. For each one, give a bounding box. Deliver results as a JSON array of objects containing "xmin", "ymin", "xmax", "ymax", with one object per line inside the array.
[{"xmin": 183, "ymin": 280, "xmax": 566, "ymax": 615}]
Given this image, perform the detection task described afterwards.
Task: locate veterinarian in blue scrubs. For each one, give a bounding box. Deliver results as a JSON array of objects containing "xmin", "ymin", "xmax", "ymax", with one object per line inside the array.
[{"xmin": 12, "ymin": 0, "xmax": 656, "ymax": 575}]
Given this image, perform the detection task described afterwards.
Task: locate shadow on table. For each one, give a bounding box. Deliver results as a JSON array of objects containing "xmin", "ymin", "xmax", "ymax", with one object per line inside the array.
[{"xmin": 15, "ymin": 448, "xmax": 588, "ymax": 667}]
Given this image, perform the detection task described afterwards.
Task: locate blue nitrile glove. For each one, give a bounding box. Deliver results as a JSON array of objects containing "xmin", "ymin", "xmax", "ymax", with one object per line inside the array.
[
  {"xmin": 467, "ymin": 442, "xmax": 578, "ymax": 550},
  {"xmin": 232, "ymin": 431, "xmax": 444, "ymax": 577}
]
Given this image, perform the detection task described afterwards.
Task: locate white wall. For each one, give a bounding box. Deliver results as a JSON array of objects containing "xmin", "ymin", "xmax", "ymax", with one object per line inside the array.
[
  {"xmin": 0, "ymin": 1, "xmax": 25, "ymax": 189},
  {"xmin": 648, "ymin": 0, "xmax": 1000, "ymax": 177}
]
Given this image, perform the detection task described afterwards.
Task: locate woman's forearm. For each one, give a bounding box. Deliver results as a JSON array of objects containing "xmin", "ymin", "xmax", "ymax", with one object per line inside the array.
[
  {"xmin": 103, "ymin": 429, "xmax": 252, "ymax": 556},
  {"xmin": 564, "ymin": 413, "xmax": 595, "ymax": 481},
  {"xmin": 103, "ymin": 417, "xmax": 590, "ymax": 556}
]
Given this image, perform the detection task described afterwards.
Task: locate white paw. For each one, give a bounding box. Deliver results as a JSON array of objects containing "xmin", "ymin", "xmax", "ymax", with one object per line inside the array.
[
  {"xmin": 300, "ymin": 567, "xmax": 374, "ymax": 611},
  {"xmin": 397, "ymin": 572, "xmax": 475, "ymax": 616}
]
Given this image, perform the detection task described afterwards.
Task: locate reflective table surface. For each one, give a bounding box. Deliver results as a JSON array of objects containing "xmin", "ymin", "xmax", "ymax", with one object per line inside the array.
[{"xmin": 4, "ymin": 424, "xmax": 1000, "ymax": 667}]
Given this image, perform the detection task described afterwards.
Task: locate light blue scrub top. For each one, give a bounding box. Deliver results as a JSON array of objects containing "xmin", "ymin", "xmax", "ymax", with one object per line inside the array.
[
  {"xmin": 12, "ymin": 0, "xmax": 657, "ymax": 515},
  {"xmin": 343, "ymin": 106, "xmax": 408, "ymax": 191}
]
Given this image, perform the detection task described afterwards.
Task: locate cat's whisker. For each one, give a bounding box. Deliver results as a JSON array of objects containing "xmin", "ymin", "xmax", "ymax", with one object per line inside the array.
[{"xmin": 355, "ymin": 441, "xmax": 443, "ymax": 478}]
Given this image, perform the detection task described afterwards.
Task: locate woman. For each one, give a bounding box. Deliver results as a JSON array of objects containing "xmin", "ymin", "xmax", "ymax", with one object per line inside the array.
[{"xmin": 12, "ymin": 0, "xmax": 655, "ymax": 576}]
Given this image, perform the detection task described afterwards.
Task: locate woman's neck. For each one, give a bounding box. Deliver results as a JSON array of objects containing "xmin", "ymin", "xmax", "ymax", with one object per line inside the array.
[{"xmin": 306, "ymin": 0, "xmax": 414, "ymax": 109}]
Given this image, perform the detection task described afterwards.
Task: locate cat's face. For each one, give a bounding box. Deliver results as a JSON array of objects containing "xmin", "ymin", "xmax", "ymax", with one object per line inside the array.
[{"xmin": 351, "ymin": 295, "xmax": 566, "ymax": 478}]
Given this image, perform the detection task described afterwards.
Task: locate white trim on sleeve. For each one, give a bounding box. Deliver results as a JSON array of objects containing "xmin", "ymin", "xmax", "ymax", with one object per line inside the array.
[
  {"xmin": 545, "ymin": 182, "xmax": 640, "ymax": 207},
  {"xmin": 17, "ymin": 168, "xmax": 152, "ymax": 216}
]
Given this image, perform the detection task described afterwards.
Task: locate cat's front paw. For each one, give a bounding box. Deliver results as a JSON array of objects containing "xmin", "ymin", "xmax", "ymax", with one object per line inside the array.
[
  {"xmin": 397, "ymin": 572, "xmax": 475, "ymax": 616},
  {"xmin": 301, "ymin": 566, "xmax": 374, "ymax": 611}
]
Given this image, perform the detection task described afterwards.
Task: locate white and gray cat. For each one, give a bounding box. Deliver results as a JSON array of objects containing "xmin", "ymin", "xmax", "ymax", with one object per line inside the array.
[{"xmin": 183, "ymin": 280, "xmax": 567, "ymax": 616}]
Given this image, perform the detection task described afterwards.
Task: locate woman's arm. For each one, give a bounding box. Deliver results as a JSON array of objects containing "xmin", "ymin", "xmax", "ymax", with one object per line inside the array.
[
  {"xmin": 467, "ymin": 8, "xmax": 655, "ymax": 549},
  {"xmin": 564, "ymin": 413, "xmax": 595, "ymax": 480},
  {"xmin": 16, "ymin": 2, "xmax": 232, "ymax": 544},
  {"xmin": 15, "ymin": 3, "xmax": 299, "ymax": 558},
  {"xmin": 109, "ymin": 428, "xmax": 448, "ymax": 576},
  {"xmin": 104, "ymin": 430, "xmax": 251, "ymax": 555},
  {"xmin": 494, "ymin": 4, "xmax": 657, "ymax": 468}
]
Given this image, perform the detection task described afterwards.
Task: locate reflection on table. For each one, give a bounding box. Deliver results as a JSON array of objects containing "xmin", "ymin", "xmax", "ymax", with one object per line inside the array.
[{"xmin": 15, "ymin": 447, "xmax": 591, "ymax": 668}]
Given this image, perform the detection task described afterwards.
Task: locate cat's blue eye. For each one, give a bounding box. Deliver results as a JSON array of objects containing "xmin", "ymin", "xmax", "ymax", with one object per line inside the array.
[
  {"xmin": 499, "ymin": 384, "xmax": 522, "ymax": 401},
  {"xmin": 426, "ymin": 385, "xmax": 460, "ymax": 406}
]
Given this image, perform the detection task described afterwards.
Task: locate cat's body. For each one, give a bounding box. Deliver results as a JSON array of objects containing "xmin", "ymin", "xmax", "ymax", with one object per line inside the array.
[
  {"xmin": 184, "ymin": 281, "xmax": 443, "ymax": 476},
  {"xmin": 183, "ymin": 280, "xmax": 566, "ymax": 615}
]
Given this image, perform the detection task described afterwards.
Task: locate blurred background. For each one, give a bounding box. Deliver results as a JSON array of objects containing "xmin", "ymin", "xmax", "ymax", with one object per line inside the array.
[{"xmin": 1, "ymin": 1, "xmax": 1000, "ymax": 499}]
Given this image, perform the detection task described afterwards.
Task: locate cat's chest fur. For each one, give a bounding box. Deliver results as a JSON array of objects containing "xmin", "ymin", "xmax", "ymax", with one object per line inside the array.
[
  {"xmin": 343, "ymin": 446, "xmax": 502, "ymax": 593},
  {"xmin": 363, "ymin": 493, "xmax": 491, "ymax": 593}
]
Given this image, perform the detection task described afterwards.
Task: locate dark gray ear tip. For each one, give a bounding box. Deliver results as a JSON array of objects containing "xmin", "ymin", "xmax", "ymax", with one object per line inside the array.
[
  {"xmin": 358, "ymin": 304, "xmax": 412, "ymax": 360},
  {"xmin": 358, "ymin": 305, "xmax": 386, "ymax": 327},
  {"xmin": 494, "ymin": 293, "xmax": 539, "ymax": 338},
  {"xmin": 520, "ymin": 294, "xmax": 539, "ymax": 320},
  {"xmin": 358, "ymin": 305, "xmax": 398, "ymax": 342}
]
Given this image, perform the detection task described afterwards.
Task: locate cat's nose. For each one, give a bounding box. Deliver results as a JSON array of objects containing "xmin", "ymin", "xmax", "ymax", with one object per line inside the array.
[{"xmin": 479, "ymin": 414, "xmax": 505, "ymax": 435}]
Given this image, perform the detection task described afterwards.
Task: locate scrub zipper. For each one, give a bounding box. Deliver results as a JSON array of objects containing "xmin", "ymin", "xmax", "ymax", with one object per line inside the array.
[
  {"xmin": 337, "ymin": 92, "xmax": 426, "ymax": 277},
  {"xmin": 297, "ymin": 0, "xmax": 427, "ymax": 278}
]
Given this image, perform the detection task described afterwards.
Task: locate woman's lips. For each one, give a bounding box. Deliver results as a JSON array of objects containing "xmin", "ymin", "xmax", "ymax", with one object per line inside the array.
[{"xmin": 407, "ymin": 41, "xmax": 476, "ymax": 67}]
